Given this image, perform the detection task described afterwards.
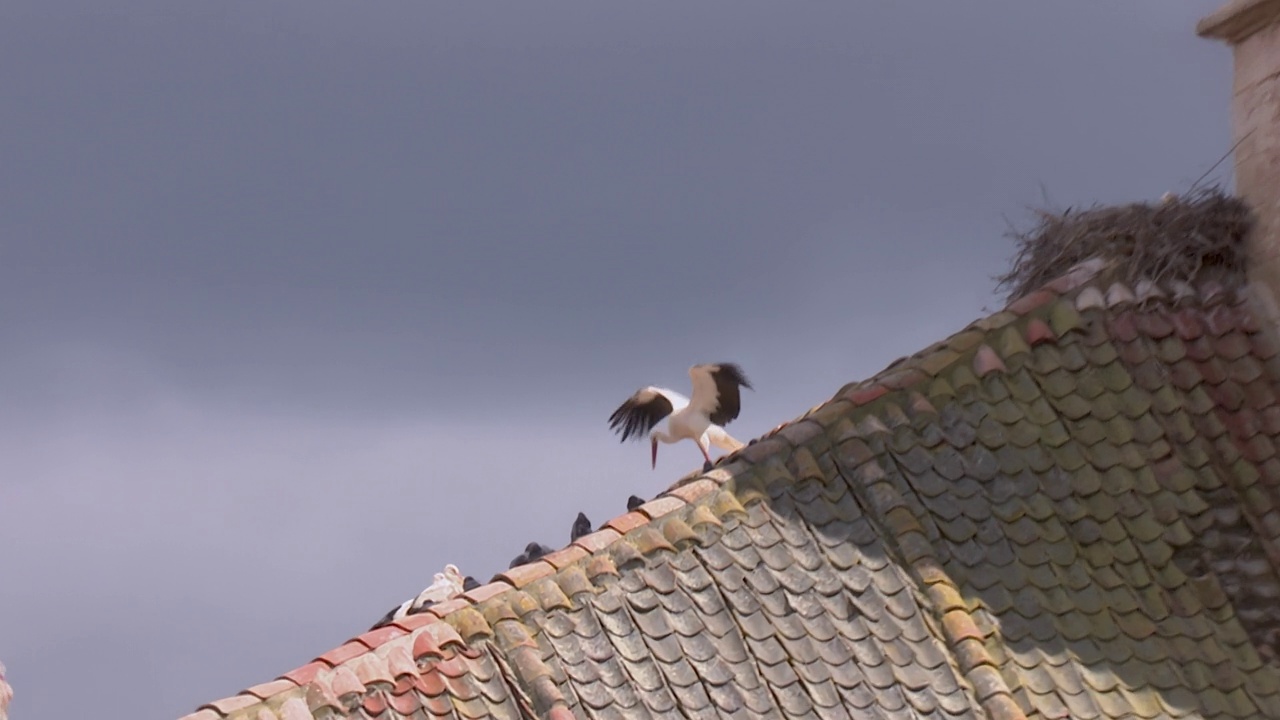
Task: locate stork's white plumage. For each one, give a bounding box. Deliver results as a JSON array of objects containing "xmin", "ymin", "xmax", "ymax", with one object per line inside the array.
[
  {"xmin": 609, "ymin": 363, "xmax": 753, "ymax": 469},
  {"xmin": 0, "ymin": 661, "xmax": 10, "ymax": 720}
]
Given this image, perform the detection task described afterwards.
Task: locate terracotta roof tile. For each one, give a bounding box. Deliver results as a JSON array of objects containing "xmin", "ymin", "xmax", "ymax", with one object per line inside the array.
[
  {"xmin": 242, "ymin": 679, "xmax": 295, "ymax": 701},
  {"xmin": 183, "ymin": 247, "xmax": 1280, "ymax": 720},
  {"xmin": 199, "ymin": 694, "xmax": 259, "ymax": 716},
  {"xmin": 571, "ymin": 528, "xmax": 620, "ymax": 554},
  {"xmin": 315, "ymin": 641, "xmax": 367, "ymax": 669}
]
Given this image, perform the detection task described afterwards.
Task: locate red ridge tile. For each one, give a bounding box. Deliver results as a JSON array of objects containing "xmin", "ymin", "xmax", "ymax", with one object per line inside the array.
[
  {"xmin": 880, "ymin": 368, "xmax": 929, "ymax": 390},
  {"xmin": 541, "ymin": 544, "xmax": 588, "ymax": 569},
  {"xmin": 845, "ymin": 384, "xmax": 889, "ymax": 406},
  {"xmin": 200, "ymin": 694, "xmax": 260, "ymax": 716},
  {"xmin": 243, "ymin": 679, "xmax": 296, "ymax": 701},
  {"xmin": 391, "ymin": 613, "xmax": 439, "ymax": 633},
  {"xmin": 423, "ymin": 598, "xmax": 470, "ymax": 620},
  {"xmin": 461, "ymin": 581, "xmax": 510, "ymax": 605},
  {"xmin": 666, "ymin": 479, "xmax": 716, "ymax": 504},
  {"xmin": 498, "ymin": 560, "xmax": 555, "ymax": 588},
  {"xmin": 637, "ymin": 495, "xmax": 685, "ymax": 520},
  {"xmin": 972, "ymin": 345, "xmax": 1007, "ymax": 377},
  {"xmin": 1006, "ymin": 289, "xmax": 1056, "ymax": 316},
  {"xmin": 573, "ymin": 528, "xmax": 621, "ymax": 554},
  {"xmin": 355, "ymin": 624, "xmax": 407, "ymax": 650},
  {"xmin": 278, "ymin": 661, "xmax": 328, "ymax": 687},
  {"xmin": 603, "ymin": 511, "xmax": 648, "ymax": 535},
  {"xmin": 1024, "ymin": 318, "xmax": 1057, "ymax": 346},
  {"xmin": 316, "ymin": 641, "xmax": 368, "ymax": 668}
]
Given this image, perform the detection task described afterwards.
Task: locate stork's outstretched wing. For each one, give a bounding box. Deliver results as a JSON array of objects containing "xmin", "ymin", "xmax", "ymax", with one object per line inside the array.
[
  {"xmin": 608, "ymin": 386, "xmax": 682, "ymax": 442},
  {"xmin": 689, "ymin": 363, "xmax": 753, "ymax": 427}
]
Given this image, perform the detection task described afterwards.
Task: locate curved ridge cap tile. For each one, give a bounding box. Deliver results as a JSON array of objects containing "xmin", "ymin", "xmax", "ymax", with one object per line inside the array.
[
  {"xmin": 461, "ymin": 581, "xmax": 511, "ymax": 605},
  {"xmin": 1050, "ymin": 256, "xmax": 1109, "ymax": 292},
  {"xmin": 497, "ymin": 559, "xmax": 556, "ymax": 588},
  {"xmin": 1167, "ymin": 278, "xmax": 1197, "ymax": 302},
  {"xmin": 279, "ymin": 698, "xmax": 316, "ymax": 720},
  {"xmin": 666, "ymin": 478, "xmax": 717, "ymax": 504},
  {"xmin": 380, "ymin": 642, "xmax": 418, "ymax": 679},
  {"xmin": 1106, "ymin": 282, "xmax": 1137, "ymax": 307},
  {"xmin": 636, "ymin": 494, "xmax": 685, "ymax": 520},
  {"xmin": 1074, "ymin": 286, "xmax": 1106, "ymax": 311},
  {"xmin": 1134, "ymin": 278, "xmax": 1166, "ymax": 303},
  {"xmin": 328, "ymin": 664, "xmax": 365, "ymax": 699},
  {"xmin": 351, "ymin": 652, "xmax": 394, "ymax": 687},
  {"xmin": 200, "ymin": 694, "xmax": 261, "ymax": 716},
  {"xmin": 242, "ymin": 679, "xmax": 297, "ymax": 702},
  {"xmin": 972, "ymin": 345, "xmax": 1007, "ymax": 378},
  {"xmin": 572, "ymin": 527, "xmax": 621, "ymax": 554},
  {"xmin": 603, "ymin": 510, "xmax": 648, "ymax": 535}
]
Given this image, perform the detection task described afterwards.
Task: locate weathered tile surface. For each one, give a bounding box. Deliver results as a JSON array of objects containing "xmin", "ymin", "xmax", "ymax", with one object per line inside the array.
[{"xmin": 182, "ymin": 266, "xmax": 1280, "ymax": 720}]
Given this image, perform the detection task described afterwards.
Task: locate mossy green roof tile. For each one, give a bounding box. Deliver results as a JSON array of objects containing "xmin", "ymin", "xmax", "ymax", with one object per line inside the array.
[{"xmin": 186, "ymin": 216, "xmax": 1280, "ymax": 718}]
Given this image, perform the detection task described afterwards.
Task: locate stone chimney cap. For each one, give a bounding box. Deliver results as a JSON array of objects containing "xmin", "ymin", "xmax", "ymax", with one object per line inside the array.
[{"xmin": 1198, "ymin": 0, "xmax": 1280, "ymax": 43}]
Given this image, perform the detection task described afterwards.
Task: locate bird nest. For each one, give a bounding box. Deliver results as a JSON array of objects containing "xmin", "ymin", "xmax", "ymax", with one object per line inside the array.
[{"xmin": 995, "ymin": 187, "xmax": 1253, "ymax": 303}]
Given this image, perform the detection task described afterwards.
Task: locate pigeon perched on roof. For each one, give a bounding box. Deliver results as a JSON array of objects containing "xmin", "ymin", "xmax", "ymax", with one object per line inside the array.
[
  {"xmin": 509, "ymin": 542, "xmax": 554, "ymax": 568},
  {"xmin": 570, "ymin": 512, "xmax": 592, "ymax": 542},
  {"xmin": 462, "ymin": 575, "xmax": 480, "ymax": 591},
  {"xmin": 410, "ymin": 564, "xmax": 465, "ymax": 607},
  {"xmin": 627, "ymin": 495, "xmax": 646, "ymax": 512},
  {"xmin": 368, "ymin": 564, "xmax": 466, "ymax": 630}
]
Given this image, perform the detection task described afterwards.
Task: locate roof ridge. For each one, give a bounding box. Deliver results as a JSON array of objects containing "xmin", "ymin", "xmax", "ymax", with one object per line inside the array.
[{"xmin": 181, "ymin": 250, "xmax": 1266, "ymax": 720}]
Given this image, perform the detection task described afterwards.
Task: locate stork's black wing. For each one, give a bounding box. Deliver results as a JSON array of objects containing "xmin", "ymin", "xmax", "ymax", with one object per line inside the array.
[
  {"xmin": 608, "ymin": 387, "xmax": 676, "ymax": 442},
  {"xmin": 698, "ymin": 363, "xmax": 753, "ymax": 427}
]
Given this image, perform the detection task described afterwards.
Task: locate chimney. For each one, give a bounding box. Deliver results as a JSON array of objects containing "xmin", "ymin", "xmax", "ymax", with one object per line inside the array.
[{"xmin": 1200, "ymin": 0, "xmax": 1280, "ymax": 319}]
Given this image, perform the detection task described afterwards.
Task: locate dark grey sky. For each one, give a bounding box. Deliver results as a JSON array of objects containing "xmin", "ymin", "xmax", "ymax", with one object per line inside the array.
[{"xmin": 0, "ymin": 1, "xmax": 1230, "ymax": 717}]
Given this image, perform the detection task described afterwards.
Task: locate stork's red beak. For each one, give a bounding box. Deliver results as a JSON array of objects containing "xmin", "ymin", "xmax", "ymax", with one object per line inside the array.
[{"xmin": 651, "ymin": 439, "xmax": 659, "ymax": 469}]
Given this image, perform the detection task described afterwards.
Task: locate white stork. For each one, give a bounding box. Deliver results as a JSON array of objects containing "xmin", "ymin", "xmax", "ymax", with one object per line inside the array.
[{"xmin": 609, "ymin": 363, "xmax": 753, "ymax": 469}]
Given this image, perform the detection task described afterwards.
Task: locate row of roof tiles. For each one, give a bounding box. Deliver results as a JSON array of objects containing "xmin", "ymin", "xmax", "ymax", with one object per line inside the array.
[{"xmin": 181, "ymin": 257, "xmax": 1280, "ymax": 720}]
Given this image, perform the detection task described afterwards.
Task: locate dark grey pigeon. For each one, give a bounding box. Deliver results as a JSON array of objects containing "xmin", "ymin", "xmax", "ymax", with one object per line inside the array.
[
  {"xmin": 462, "ymin": 576, "xmax": 480, "ymax": 591},
  {"xmin": 570, "ymin": 512, "xmax": 592, "ymax": 542},
  {"xmin": 509, "ymin": 541, "xmax": 554, "ymax": 568},
  {"xmin": 627, "ymin": 495, "xmax": 646, "ymax": 512}
]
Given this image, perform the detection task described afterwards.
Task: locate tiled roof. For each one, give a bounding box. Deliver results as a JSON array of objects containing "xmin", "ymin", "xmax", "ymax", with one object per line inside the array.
[{"xmin": 182, "ymin": 254, "xmax": 1280, "ymax": 719}]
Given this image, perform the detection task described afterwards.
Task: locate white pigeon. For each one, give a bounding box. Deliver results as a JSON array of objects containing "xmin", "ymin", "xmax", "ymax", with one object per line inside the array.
[{"xmin": 384, "ymin": 564, "xmax": 466, "ymax": 624}]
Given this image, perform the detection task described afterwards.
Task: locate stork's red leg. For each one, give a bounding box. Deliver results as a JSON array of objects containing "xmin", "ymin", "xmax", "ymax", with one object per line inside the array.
[{"xmin": 697, "ymin": 441, "xmax": 713, "ymax": 465}]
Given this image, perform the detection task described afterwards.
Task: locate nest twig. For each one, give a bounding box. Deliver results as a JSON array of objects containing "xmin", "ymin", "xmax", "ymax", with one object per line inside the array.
[{"xmin": 995, "ymin": 186, "xmax": 1252, "ymax": 302}]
